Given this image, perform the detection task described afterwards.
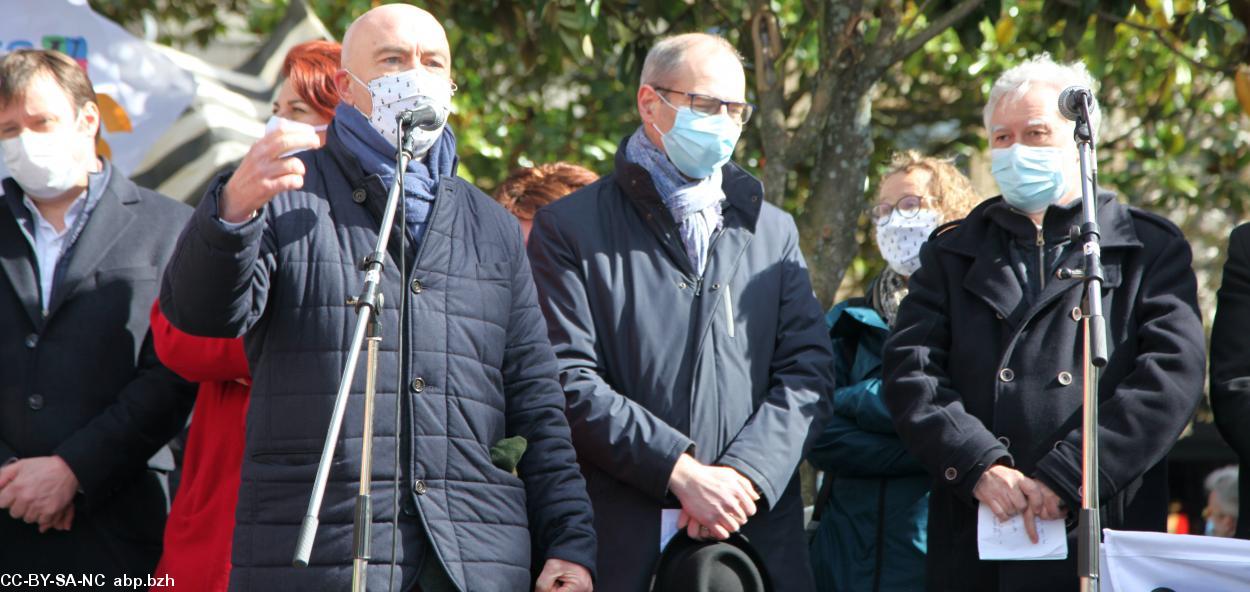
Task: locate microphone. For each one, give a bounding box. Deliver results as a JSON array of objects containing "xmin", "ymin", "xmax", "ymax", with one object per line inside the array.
[
  {"xmin": 398, "ymin": 99, "xmax": 447, "ymax": 131},
  {"xmin": 1057, "ymin": 86, "xmax": 1094, "ymax": 122}
]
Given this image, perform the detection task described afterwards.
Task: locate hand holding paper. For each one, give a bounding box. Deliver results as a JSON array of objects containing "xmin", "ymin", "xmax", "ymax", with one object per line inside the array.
[{"xmin": 977, "ymin": 502, "xmax": 1068, "ymax": 561}]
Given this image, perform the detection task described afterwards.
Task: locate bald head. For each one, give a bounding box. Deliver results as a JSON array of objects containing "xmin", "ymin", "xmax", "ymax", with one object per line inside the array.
[{"xmin": 335, "ymin": 4, "xmax": 452, "ymax": 116}]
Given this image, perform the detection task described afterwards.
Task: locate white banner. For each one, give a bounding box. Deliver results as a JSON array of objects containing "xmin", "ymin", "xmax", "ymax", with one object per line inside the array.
[
  {"xmin": 1102, "ymin": 529, "xmax": 1250, "ymax": 591},
  {"xmin": 1, "ymin": 0, "xmax": 194, "ymax": 181}
]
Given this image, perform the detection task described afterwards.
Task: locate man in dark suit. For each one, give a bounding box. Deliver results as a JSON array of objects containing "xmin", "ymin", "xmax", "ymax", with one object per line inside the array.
[
  {"xmin": 0, "ymin": 49, "xmax": 195, "ymax": 580},
  {"xmin": 1210, "ymin": 223, "xmax": 1250, "ymax": 539}
]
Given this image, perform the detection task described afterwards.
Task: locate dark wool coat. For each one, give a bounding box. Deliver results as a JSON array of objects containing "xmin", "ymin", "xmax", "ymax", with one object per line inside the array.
[
  {"xmin": 526, "ymin": 142, "xmax": 834, "ymax": 592},
  {"xmin": 160, "ymin": 126, "xmax": 596, "ymax": 591},
  {"xmin": 882, "ymin": 193, "xmax": 1205, "ymax": 591},
  {"xmin": 0, "ymin": 164, "xmax": 195, "ymax": 578},
  {"xmin": 1209, "ymin": 222, "xmax": 1250, "ymax": 539}
]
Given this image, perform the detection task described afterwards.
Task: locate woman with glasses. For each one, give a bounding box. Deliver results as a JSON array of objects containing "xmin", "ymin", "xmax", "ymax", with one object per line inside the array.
[{"xmin": 808, "ymin": 151, "xmax": 981, "ymax": 592}]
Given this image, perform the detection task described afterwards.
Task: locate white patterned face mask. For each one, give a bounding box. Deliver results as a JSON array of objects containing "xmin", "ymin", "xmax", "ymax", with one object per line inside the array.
[
  {"xmin": 876, "ymin": 208, "xmax": 940, "ymax": 277},
  {"xmin": 348, "ymin": 67, "xmax": 455, "ymax": 155}
]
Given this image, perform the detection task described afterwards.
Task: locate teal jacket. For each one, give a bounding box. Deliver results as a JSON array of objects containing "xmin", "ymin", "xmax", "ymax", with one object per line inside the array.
[{"xmin": 808, "ymin": 298, "xmax": 929, "ymax": 592}]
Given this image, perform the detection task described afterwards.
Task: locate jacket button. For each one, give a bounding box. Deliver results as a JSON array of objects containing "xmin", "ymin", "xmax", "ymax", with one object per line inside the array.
[
  {"xmin": 352, "ymin": 188, "xmax": 367, "ymax": 203},
  {"xmin": 27, "ymin": 394, "xmax": 44, "ymax": 411},
  {"xmin": 23, "ymin": 333, "xmax": 37, "ymax": 348},
  {"xmin": 998, "ymin": 436, "xmax": 1011, "ymax": 448},
  {"xmin": 1071, "ymin": 307, "xmax": 1083, "ymax": 322},
  {"xmin": 414, "ymin": 480, "xmax": 427, "ymax": 495},
  {"xmin": 410, "ymin": 377, "xmax": 425, "ymax": 393},
  {"xmin": 711, "ymin": 283, "xmax": 721, "ymax": 291},
  {"xmin": 944, "ymin": 467, "xmax": 958, "ymax": 481},
  {"xmin": 410, "ymin": 278, "xmax": 423, "ymax": 294},
  {"xmin": 995, "ymin": 312, "xmax": 1004, "ymax": 320},
  {"xmin": 678, "ymin": 281, "xmax": 688, "ymax": 290},
  {"xmin": 1058, "ymin": 371, "xmax": 1073, "ymax": 386},
  {"xmin": 998, "ymin": 368, "xmax": 1015, "ymax": 383}
]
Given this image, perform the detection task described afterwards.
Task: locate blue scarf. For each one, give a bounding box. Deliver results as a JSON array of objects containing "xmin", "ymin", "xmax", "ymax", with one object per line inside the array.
[
  {"xmin": 625, "ymin": 127, "xmax": 725, "ymax": 276},
  {"xmin": 332, "ymin": 103, "xmax": 458, "ymax": 245}
]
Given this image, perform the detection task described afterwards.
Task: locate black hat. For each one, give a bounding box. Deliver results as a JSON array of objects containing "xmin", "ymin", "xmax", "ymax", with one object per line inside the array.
[{"xmin": 649, "ymin": 532, "xmax": 773, "ymax": 592}]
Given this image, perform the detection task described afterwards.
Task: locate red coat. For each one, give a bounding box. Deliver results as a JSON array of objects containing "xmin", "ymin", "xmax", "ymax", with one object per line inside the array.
[{"xmin": 149, "ymin": 302, "xmax": 250, "ymax": 592}]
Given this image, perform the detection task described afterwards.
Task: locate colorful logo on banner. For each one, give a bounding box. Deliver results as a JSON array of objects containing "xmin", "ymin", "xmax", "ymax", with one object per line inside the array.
[{"xmin": 0, "ymin": 35, "xmax": 133, "ymax": 160}]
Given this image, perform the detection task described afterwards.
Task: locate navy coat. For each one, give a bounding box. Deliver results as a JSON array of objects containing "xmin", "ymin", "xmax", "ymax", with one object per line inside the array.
[
  {"xmin": 526, "ymin": 142, "xmax": 834, "ymax": 592},
  {"xmin": 882, "ymin": 193, "xmax": 1205, "ymax": 591},
  {"xmin": 160, "ymin": 126, "xmax": 596, "ymax": 591}
]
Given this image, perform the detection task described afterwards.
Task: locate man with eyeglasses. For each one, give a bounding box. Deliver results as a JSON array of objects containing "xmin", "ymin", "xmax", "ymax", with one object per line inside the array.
[{"xmin": 527, "ymin": 32, "xmax": 834, "ymax": 591}]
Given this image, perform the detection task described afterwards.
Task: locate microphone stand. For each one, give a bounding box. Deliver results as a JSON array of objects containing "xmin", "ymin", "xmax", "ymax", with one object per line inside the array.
[
  {"xmin": 1058, "ymin": 92, "xmax": 1107, "ymax": 592},
  {"xmin": 293, "ymin": 112, "xmax": 421, "ymax": 592}
]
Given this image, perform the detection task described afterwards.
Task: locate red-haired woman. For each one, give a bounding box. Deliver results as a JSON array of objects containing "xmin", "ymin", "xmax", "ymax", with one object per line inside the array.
[
  {"xmin": 493, "ymin": 162, "xmax": 598, "ymax": 243},
  {"xmin": 149, "ymin": 40, "xmax": 341, "ymax": 592}
]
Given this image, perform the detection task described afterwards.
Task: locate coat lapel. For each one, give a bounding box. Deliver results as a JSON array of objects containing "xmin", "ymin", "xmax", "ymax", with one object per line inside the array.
[
  {"xmin": 943, "ymin": 206, "xmax": 1025, "ymax": 324},
  {"xmin": 962, "ymin": 249, "xmax": 1025, "ymax": 325},
  {"xmin": 950, "ymin": 193, "xmax": 1138, "ymax": 330},
  {"xmin": 46, "ymin": 174, "xmax": 136, "ymax": 318},
  {"xmin": 0, "ymin": 197, "xmax": 43, "ymax": 328}
]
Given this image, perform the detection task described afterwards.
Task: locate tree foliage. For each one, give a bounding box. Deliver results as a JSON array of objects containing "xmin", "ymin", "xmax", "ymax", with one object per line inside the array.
[{"xmin": 99, "ymin": 0, "xmax": 1249, "ymax": 305}]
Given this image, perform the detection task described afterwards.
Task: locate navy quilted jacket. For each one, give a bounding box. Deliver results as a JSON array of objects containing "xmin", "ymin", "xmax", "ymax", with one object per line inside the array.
[{"xmin": 159, "ymin": 126, "xmax": 596, "ymax": 591}]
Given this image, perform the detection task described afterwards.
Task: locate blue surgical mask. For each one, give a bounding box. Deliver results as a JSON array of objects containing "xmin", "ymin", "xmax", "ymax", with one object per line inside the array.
[
  {"xmin": 651, "ymin": 101, "xmax": 741, "ymax": 179},
  {"xmin": 991, "ymin": 144, "xmax": 1069, "ymax": 214}
]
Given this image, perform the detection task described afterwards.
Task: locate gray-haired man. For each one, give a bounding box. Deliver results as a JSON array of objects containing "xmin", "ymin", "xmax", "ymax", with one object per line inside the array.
[
  {"xmin": 527, "ymin": 32, "xmax": 834, "ymax": 592},
  {"xmin": 1204, "ymin": 466, "xmax": 1239, "ymax": 537}
]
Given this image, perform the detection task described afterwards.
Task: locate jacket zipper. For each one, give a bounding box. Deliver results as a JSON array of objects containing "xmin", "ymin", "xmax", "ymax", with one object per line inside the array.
[
  {"xmin": 1036, "ymin": 226, "xmax": 1046, "ymax": 291},
  {"xmin": 690, "ymin": 227, "xmax": 726, "ymax": 296}
]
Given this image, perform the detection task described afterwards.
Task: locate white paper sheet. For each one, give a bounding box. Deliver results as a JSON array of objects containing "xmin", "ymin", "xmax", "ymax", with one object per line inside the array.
[
  {"xmin": 660, "ymin": 509, "xmax": 681, "ymax": 551},
  {"xmin": 976, "ymin": 503, "xmax": 1068, "ymax": 560}
]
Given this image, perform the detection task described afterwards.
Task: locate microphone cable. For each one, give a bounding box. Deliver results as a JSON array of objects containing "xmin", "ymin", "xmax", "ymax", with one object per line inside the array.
[{"xmin": 387, "ymin": 118, "xmax": 409, "ymax": 592}]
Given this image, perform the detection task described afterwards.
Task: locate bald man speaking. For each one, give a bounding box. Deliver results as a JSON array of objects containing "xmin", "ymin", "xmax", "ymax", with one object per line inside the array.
[{"xmin": 160, "ymin": 5, "xmax": 596, "ymax": 591}]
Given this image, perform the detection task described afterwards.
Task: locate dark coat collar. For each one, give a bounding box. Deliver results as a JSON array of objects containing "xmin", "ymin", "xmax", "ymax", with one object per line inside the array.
[
  {"xmin": 323, "ymin": 122, "xmax": 395, "ymax": 216},
  {"xmin": 612, "ymin": 136, "xmax": 764, "ymax": 233},
  {"xmin": 938, "ymin": 190, "xmax": 1137, "ymax": 325},
  {"xmin": 0, "ymin": 159, "xmax": 139, "ymax": 327},
  {"xmin": 939, "ymin": 189, "xmax": 1141, "ymax": 258},
  {"xmin": 319, "ymin": 122, "xmax": 465, "ymax": 270}
]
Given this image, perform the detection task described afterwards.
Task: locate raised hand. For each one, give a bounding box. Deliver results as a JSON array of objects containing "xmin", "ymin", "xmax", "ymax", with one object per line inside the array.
[{"xmin": 218, "ymin": 122, "xmax": 321, "ymax": 223}]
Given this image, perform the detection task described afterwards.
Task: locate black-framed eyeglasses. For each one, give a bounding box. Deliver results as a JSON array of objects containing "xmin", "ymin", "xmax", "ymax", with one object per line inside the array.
[
  {"xmin": 652, "ymin": 86, "xmax": 755, "ymax": 126},
  {"xmin": 870, "ymin": 195, "xmax": 924, "ymax": 225}
]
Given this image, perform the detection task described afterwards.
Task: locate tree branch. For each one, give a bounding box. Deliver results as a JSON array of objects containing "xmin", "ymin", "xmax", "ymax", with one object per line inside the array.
[
  {"xmin": 898, "ymin": 0, "xmax": 940, "ymax": 41},
  {"xmin": 1051, "ymin": 0, "xmax": 1235, "ymax": 74},
  {"xmin": 751, "ymin": 3, "xmax": 792, "ymax": 155},
  {"xmin": 885, "ymin": 0, "xmax": 985, "ymax": 70},
  {"xmin": 787, "ymin": 0, "xmax": 864, "ymax": 165},
  {"xmin": 872, "ymin": 0, "xmax": 906, "ymax": 57}
]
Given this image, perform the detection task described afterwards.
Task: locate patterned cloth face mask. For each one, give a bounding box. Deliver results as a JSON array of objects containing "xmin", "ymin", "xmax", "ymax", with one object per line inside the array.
[
  {"xmin": 348, "ymin": 68, "xmax": 455, "ymax": 155},
  {"xmin": 876, "ymin": 208, "xmax": 940, "ymax": 277}
]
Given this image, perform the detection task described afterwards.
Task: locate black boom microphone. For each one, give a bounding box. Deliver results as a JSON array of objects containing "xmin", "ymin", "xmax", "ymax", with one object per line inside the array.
[
  {"xmin": 398, "ymin": 99, "xmax": 447, "ymax": 131},
  {"xmin": 1057, "ymin": 86, "xmax": 1094, "ymax": 122}
]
